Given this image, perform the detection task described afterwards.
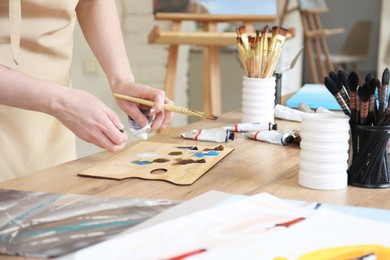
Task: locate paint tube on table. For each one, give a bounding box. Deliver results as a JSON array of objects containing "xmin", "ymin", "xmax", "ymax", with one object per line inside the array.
[
  {"xmin": 315, "ymin": 107, "xmax": 334, "ymax": 114},
  {"xmin": 274, "ymin": 104, "xmax": 304, "ymax": 122},
  {"xmin": 180, "ymin": 127, "xmax": 235, "ymax": 143},
  {"xmin": 223, "ymin": 122, "xmax": 277, "ymax": 132},
  {"xmin": 245, "ymin": 130, "xmax": 296, "ymax": 146},
  {"xmin": 298, "ymin": 102, "xmax": 314, "ymax": 113}
]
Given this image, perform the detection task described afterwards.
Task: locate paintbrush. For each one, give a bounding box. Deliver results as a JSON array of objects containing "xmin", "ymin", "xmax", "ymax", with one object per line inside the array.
[
  {"xmin": 337, "ymin": 70, "xmax": 350, "ymax": 96},
  {"xmin": 329, "ymin": 71, "xmax": 349, "ymax": 106},
  {"xmin": 348, "ymin": 71, "xmax": 360, "ymax": 124},
  {"xmin": 264, "ymin": 26, "xmax": 288, "ymax": 78},
  {"xmin": 235, "ymin": 38, "xmax": 247, "ymax": 73},
  {"xmin": 261, "ymin": 25, "xmax": 269, "ymax": 77},
  {"xmin": 365, "ymin": 73, "xmax": 374, "ymax": 84},
  {"xmin": 113, "ymin": 94, "xmax": 218, "ymax": 120},
  {"xmin": 358, "ymin": 84, "xmax": 370, "ymax": 125},
  {"xmin": 324, "ymin": 76, "xmax": 351, "ymax": 116},
  {"xmin": 236, "ymin": 26, "xmax": 251, "ymax": 76},
  {"xmin": 368, "ymin": 78, "xmax": 379, "ymax": 125},
  {"xmin": 248, "ymin": 36, "xmax": 256, "ymax": 77},
  {"xmin": 378, "ymin": 67, "xmax": 389, "ymax": 121},
  {"xmin": 377, "ymin": 71, "xmax": 390, "ymax": 125},
  {"xmin": 236, "ymin": 25, "xmax": 250, "ymax": 52},
  {"xmin": 255, "ymin": 29, "xmax": 263, "ymax": 78}
]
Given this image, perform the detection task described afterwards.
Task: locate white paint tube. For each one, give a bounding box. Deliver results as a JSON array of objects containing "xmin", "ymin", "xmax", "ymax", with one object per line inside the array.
[
  {"xmin": 245, "ymin": 130, "xmax": 295, "ymax": 145},
  {"xmin": 274, "ymin": 104, "xmax": 304, "ymax": 122},
  {"xmin": 298, "ymin": 102, "xmax": 314, "ymax": 113},
  {"xmin": 180, "ymin": 127, "xmax": 235, "ymax": 143},
  {"xmin": 315, "ymin": 107, "xmax": 334, "ymax": 114},
  {"xmin": 223, "ymin": 122, "xmax": 277, "ymax": 132},
  {"xmin": 128, "ymin": 111, "xmax": 153, "ymax": 140}
]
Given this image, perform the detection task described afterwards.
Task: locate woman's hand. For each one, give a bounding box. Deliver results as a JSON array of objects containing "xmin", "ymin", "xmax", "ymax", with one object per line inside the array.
[
  {"xmin": 52, "ymin": 88, "xmax": 128, "ymax": 153},
  {"xmin": 112, "ymin": 81, "xmax": 174, "ymax": 131}
]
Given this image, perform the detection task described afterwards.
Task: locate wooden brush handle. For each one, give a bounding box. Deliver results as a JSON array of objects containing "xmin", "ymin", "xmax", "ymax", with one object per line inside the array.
[{"xmin": 113, "ymin": 93, "xmax": 186, "ymax": 114}]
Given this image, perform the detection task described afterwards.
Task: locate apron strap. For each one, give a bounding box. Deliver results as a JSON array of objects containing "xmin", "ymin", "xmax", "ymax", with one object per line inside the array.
[{"xmin": 9, "ymin": 0, "xmax": 21, "ymax": 65}]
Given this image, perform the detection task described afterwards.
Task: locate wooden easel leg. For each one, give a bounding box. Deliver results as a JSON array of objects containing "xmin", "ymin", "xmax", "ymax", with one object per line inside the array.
[
  {"xmin": 209, "ymin": 46, "xmax": 221, "ymax": 115},
  {"xmin": 165, "ymin": 45, "xmax": 179, "ymax": 100},
  {"xmin": 164, "ymin": 21, "xmax": 181, "ymax": 100},
  {"xmin": 202, "ymin": 22, "xmax": 222, "ymax": 115},
  {"xmin": 305, "ymin": 37, "xmax": 319, "ymax": 83}
]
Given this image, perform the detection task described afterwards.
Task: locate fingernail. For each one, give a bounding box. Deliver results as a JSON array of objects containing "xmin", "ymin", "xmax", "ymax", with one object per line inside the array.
[
  {"xmin": 150, "ymin": 108, "xmax": 156, "ymax": 115},
  {"xmin": 119, "ymin": 121, "xmax": 125, "ymax": 132}
]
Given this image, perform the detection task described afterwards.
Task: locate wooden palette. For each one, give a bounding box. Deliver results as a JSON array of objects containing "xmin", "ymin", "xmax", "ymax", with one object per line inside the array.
[{"xmin": 78, "ymin": 141, "xmax": 234, "ymax": 185}]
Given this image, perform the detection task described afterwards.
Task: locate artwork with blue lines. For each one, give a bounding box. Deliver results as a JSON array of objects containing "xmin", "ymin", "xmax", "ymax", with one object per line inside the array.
[{"xmin": 0, "ymin": 189, "xmax": 177, "ymax": 258}]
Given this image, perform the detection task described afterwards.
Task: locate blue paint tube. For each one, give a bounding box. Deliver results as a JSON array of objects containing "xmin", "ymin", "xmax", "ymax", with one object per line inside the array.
[{"xmin": 180, "ymin": 127, "xmax": 234, "ymax": 143}]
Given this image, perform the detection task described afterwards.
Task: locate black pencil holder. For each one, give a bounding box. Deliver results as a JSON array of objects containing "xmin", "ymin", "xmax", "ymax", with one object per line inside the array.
[{"xmin": 348, "ymin": 124, "xmax": 390, "ymax": 188}]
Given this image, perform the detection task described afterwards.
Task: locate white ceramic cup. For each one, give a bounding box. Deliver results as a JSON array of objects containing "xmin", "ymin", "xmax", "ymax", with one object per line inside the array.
[
  {"xmin": 299, "ymin": 170, "xmax": 348, "ymax": 190},
  {"xmin": 298, "ymin": 112, "xmax": 350, "ymax": 190},
  {"xmin": 241, "ymin": 76, "xmax": 276, "ymax": 123}
]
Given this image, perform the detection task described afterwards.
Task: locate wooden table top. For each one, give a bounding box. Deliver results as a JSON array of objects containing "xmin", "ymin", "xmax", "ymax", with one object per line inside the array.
[{"xmin": 1, "ymin": 110, "xmax": 390, "ymax": 210}]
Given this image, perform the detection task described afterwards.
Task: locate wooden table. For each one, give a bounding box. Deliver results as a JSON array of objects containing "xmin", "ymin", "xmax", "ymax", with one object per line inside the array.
[{"xmin": 1, "ymin": 110, "xmax": 390, "ymax": 210}]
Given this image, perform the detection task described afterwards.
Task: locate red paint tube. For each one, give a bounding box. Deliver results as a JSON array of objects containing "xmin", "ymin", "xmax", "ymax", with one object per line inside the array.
[
  {"xmin": 223, "ymin": 122, "xmax": 277, "ymax": 132},
  {"xmin": 180, "ymin": 128, "xmax": 234, "ymax": 143}
]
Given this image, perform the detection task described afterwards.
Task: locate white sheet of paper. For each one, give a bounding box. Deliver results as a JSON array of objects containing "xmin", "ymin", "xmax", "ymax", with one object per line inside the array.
[{"xmin": 70, "ymin": 192, "xmax": 390, "ymax": 260}]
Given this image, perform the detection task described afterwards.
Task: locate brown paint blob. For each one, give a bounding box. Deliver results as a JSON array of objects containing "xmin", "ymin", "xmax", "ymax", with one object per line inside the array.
[
  {"xmin": 168, "ymin": 151, "xmax": 183, "ymax": 156},
  {"xmin": 203, "ymin": 145, "xmax": 224, "ymax": 151},
  {"xmin": 150, "ymin": 168, "xmax": 168, "ymax": 175},
  {"xmin": 176, "ymin": 146, "xmax": 198, "ymax": 150},
  {"xmin": 175, "ymin": 159, "xmax": 206, "ymax": 165},
  {"xmin": 153, "ymin": 158, "xmax": 170, "ymax": 163}
]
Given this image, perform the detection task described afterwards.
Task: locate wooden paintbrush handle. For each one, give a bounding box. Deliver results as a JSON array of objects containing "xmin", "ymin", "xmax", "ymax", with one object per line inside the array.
[{"xmin": 113, "ymin": 93, "xmax": 186, "ymax": 114}]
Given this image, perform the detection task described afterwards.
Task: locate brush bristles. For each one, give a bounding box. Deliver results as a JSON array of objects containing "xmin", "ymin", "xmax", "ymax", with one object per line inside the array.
[
  {"xmin": 324, "ymin": 68, "xmax": 390, "ymax": 126},
  {"xmin": 348, "ymin": 72, "xmax": 359, "ymax": 91},
  {"xmin": 235, "ymin": 25, "xmax": 287, "ymax": 78},
  {"xmin": 187, "ymin": 109, "xmax": 218, "ymax": 120},
  {"xmin": 382, "ymin": 67, "xmax": 389, "ymax": 85},
  {"xmin": 324, "ymin": 76, "xmax": 338, "ymax": 96}
]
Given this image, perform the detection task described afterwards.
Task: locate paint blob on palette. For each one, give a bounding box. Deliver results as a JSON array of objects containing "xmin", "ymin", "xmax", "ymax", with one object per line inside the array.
[{"xmin": 78, "ymin": 142, "xmax": 234, "ymax": 185}]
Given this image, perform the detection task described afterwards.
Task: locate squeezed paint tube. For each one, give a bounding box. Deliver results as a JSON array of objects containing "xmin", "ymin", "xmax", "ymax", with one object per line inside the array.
[
  {"xmin": 274, "ymin": 104, "xmax": 304, "ymax": 122},
  {"xmin": 180, "ymin": 127, "xmax": 234, "ymax": 143},
  {"xmin": 245, "ymin": 130, "xmax": 295, "ymax": 145},
  {"xmin": 223, "ymin": 122, "xmax": 277, "ymax": 132},
  {"xmin": 128, "ymin": 110, "xmax": 153, "ymax": 140}
]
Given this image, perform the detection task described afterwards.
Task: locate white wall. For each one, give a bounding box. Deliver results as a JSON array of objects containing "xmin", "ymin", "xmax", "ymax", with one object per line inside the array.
[
  {"xmin": 304, "ymin": 0, "xmax": 381, "ymax": 79},
  {"xmin": 378, "ymin": 0, "xmax": 390, "ymax": 73}
]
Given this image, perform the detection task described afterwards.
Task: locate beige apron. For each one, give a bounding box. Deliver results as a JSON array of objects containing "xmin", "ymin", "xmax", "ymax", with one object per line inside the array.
[{"xmin": 0, "ymin": 0, "xmax": 79, "ymax": 180}]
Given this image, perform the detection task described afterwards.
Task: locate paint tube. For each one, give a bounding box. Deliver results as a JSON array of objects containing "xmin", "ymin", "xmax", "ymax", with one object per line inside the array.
[
  {"xmin": 128, "ymin": 110, "xmax": 153, "ymax": 140},
  {"xmin": 298, "ymin": 102, "xmax": 314, "ymax": 113},
  {"xmin": 315, "ymin": 107, "xmax": 334, "ymax": 114},
  {"xmin": 180, "ymin": 127, "xmax": 234, "ymax": 143},
  {"xmin": 245, "ymin": 130, "xmax": 295, "ymax": 145},
  {"xmin": 223, "ymin": 122, "xmax": 277, "ymax": 132},
  {"xmin": 274, "ymin": 104, "xmax": 304, "ymax": 122}
]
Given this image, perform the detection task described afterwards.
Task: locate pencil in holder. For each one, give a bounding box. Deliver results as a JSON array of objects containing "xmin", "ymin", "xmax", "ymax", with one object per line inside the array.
[{"xmin": 348, "ymin": 124, "xmax": 390, "ymax": 188}]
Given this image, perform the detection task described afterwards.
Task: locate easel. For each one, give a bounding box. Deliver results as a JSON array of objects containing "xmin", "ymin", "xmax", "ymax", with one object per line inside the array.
[
  {"xmin": 279, "ymin": 0, "xmax": 344, "ymax": 83},
  {"xmin": 148, "ymin": 12, "xmax": 277, "ymax": 116}
]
